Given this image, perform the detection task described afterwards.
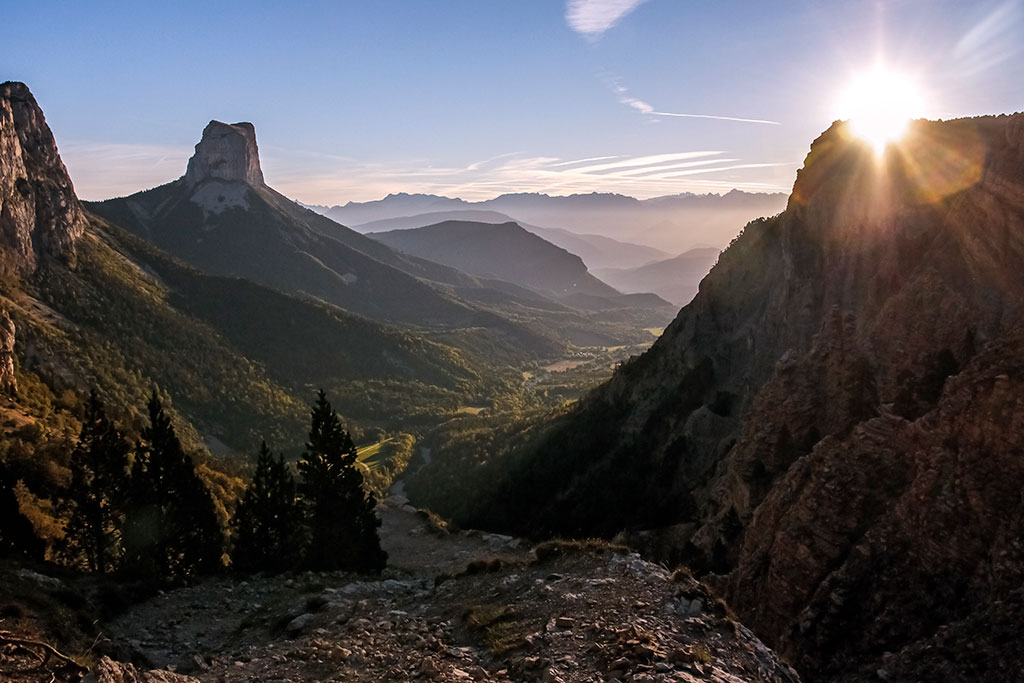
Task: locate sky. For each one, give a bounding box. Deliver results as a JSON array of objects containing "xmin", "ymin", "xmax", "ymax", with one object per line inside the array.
[{"xmin": 4, "ymin": 0, "xmax": 1022, "ymax": 203}]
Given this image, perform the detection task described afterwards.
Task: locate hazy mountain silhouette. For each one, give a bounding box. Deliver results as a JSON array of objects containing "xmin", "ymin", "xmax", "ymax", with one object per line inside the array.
[
  {"xmin": 369, "ymin": 220, "xmax": 623, "ymax": 300},
  {"xmin": 594, "ymin": 247, "xmax": 722, "ymax": 306},
  {"xmin": 356, "ymin": 210, "xmax": 670, "ymax": 270},
  {"xmin": 310, "ymin": 189, "xmax": 788, "ymax": 254}
]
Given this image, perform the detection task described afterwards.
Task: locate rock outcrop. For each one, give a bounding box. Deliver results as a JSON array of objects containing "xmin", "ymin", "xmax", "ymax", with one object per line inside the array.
[
  {"xmin": 182, "ymin": 120, "xmax": 264, "ymax": 188},
  {"xmin": 0, "ymin": 309, "xmax": 16, "ymax": 393},
  {"xmin": 0, "ymin": 81, "xmax": 85, "ymax": 278},
  {"xmin": 474, "ymin": 113, "xmax": 1024, "ymax": 679}
]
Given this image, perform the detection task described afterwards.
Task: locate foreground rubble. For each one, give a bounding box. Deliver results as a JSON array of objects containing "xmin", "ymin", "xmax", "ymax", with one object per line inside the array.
[{"xmin": 3, "ymin": 494, "xmax": 799, "ymax": 682}]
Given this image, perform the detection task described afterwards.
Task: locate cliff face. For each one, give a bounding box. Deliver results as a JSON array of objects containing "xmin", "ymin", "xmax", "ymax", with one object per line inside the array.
[
  {"xmin": 0, "ymin": 310, "xmax": 15, "ymax": 392},
  {"xmin": 0, "ymin": 82, "xmax": 85, "ymax": 278},
  {"xmin": 183, "ymin": 120, "xmax": 264, "ymax": 188},
  {"xmin": 485, "ymin": 113, "xmax": 1024, "ymax": 678}
]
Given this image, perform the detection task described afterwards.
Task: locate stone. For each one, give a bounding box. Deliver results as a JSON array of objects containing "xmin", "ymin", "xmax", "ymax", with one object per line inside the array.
[
  {"xmin": 467, "ymin": 665, "xmax": 489, "ymax": 680},
  {"xmin": 94, "ymin": 656, "xmax": 200, "ymax": 683},
  {"xmin": 419, "ymin": 657, "xmax": 441, "ymax": 678},
  {"xmin": 285, "ymin": 613, "xmax": 314, "ymax": 634},
  {"xmin": 541, "ymin": 667, "xmax": 565, "ymax": 683},
  {"xmin": 608, "ymin": 657, "xmax": 631, "ymax": 671}
]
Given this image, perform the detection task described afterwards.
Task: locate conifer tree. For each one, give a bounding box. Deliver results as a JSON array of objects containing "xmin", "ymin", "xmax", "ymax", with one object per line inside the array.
[
  {"xmin": 62, "ymin": 390, "xmax": 130, "ymax": 573},
  {"xmin": 297, "ymin": 390, "xmax": 386, "ymax": 573},
  {"xmin": 231, "ymin": 441, "xmax": 303, "ymax": 573},
  {"xmin": 122, "ymin": 391, "xmax": 224, "ymax": 577},
  {"xmin": 0, "ymin": 460, "xmax": 44, "ymax": 560}
]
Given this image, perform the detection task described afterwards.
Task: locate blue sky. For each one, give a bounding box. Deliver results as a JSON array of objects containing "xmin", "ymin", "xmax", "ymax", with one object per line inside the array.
[{"xmin": 4, "ymin": 0, "xmax": 1022, "ymax": 202}]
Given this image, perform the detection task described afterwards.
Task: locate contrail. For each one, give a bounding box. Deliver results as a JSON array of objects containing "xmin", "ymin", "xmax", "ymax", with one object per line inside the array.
[{"xmin": 652, "ymin": 111, "xmax": 781, "ymax": 125}]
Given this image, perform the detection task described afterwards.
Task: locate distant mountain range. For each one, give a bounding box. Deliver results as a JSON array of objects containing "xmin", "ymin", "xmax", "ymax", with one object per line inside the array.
[
  {"xmin": 307, "ymin": 189, "xmax": 788, "ymax": 255},
  {"xmin": 594, "ymin": 247, "xmax": 722, "ymax": 306},
  {"xmin": 356, "ymin": 210, "xmax": 670, "ymax": 270},
  {"xmin": 360, "ymin": 208, "xmax": 718, "ymax": 306}
]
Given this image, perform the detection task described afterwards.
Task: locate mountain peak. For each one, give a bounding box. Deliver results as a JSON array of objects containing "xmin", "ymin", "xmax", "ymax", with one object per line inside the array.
[
  {"xmin": 184, "ymin": 120, "xmax": 264, "ymax": 187},
  {"xmin": 0, "ymin": 81, "xmax": 86, "ymax": 277}
]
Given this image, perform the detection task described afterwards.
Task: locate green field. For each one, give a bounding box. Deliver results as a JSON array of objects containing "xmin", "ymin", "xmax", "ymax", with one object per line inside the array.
[{"xmin": 356, "ymin": 437, "xmax": 395, "ymax": 473}]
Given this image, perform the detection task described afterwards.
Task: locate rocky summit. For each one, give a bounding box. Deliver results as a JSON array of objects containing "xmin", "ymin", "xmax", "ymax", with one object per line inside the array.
[
  {"xmin": 183, "ymin": 120, "xmax": 265, "ymax": 188},
  {"xmin": 0, "ymin": 81, "xmax": 85, "ymax": 278}
]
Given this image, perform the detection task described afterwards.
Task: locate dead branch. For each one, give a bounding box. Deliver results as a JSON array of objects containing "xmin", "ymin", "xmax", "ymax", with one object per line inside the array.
[{"xmin": 0, "ymin": 631, "xmax": 87, "ymax": 670}]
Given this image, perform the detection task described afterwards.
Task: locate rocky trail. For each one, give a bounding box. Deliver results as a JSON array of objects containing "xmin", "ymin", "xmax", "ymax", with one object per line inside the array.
[{"xmin": 2, "ymin": 492, "xmax": 799, "ymax": 682}]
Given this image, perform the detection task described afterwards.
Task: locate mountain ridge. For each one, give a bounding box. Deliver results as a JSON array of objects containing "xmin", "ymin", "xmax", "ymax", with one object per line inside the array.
[
  {"xmin": 354, "ymin": 209, "xmax": 671, "ymax": 270},
  {"xmin": 368, "ymin": 219, "xmax": 623, "ymax": 300},
  {"xmin": 594, "ymin": 247, "xmax": 722, "ymax": 306}
]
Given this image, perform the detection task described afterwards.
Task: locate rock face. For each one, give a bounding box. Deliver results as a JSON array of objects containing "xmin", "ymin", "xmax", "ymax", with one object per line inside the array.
[
  {"xmin": 183, "ymin": 120, "xmax": 264, "ymax": 188},
  {"xmin": 481, "ymin": 113, "xmax": 1024, "ymax": 678},
  {"xmin": 0, "ymin": 309, "xmax": 15, "ymax": 392},
  {"xmin": 0, "ymin": 81, "xmax": 85, "ymax": 278}
]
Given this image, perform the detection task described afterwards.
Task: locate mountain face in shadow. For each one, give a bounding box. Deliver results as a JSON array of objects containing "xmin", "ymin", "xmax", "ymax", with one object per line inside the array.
[
  {"xmin": 354, "ymin": 209, "xmax": 671, "ymax": 271},
  {"xmin": 595, "ymin": 247, "xmax": 722, "ymax": 306},
  {"xmin": 369, "ymin": 220, "xmax": 622, "ymax": 299},
  {"xmin": 443, "ymin": 113, "xmax": 1024, "ymax": 679}
]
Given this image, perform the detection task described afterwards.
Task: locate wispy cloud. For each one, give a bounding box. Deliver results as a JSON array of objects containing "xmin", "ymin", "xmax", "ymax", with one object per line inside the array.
[
  {"xmin": 565, "ymin": 151, "xmax": 724, "ymax": 174},
  {"xmin": 566, "ymin": 0, "xmax": 649, "ymax": 38},
  {"xmin": 954, "ymin": 0, "xmax": 1022, "ymax": 77},
  {"xmin": 58, "ymin": 140, "xmax": 793, "ymax": 205},
  {"xmin": 466, "ymin": 151, "xmax": 528, "ymax": 171},
  {"xmin": 549, "ymin": 155, "xmax": 624, "ymax": 167}
]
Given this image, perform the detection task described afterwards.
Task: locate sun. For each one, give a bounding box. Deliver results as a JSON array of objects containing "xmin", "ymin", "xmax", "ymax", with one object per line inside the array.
[{"xmin": 837, "ymin": 65, "xmax": 926, "ymax": 155}]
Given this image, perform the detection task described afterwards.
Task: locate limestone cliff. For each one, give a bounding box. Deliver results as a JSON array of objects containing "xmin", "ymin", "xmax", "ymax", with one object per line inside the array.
[
  {"xmin": 183, "ymin": 120, "xmax": 264, "ymax": 188},
  {"xmin": 0, "ymin": 81, "xmax": 85, "ymax": 278}
]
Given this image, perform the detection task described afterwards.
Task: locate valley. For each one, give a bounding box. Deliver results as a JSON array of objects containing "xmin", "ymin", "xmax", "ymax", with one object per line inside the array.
[{"xmin": 3, "ymin": 3, "xmax": 1024, "ymax": 679}]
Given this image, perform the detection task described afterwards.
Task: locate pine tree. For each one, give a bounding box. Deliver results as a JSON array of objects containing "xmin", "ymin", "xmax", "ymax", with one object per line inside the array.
[
  {"xmin": 122, "ymin": 391, "xmax": 224, "ymax": 577},
  {"xmin": 62, "ymin": 390, "xmax": 130, "ymax": 573},
  {"xmin": 231, "ymin": 441, "xmax": 303, "ymax": 573},
  {"xmin": 0, "ymin": 460, "xmax": 44, "ymax": 560},
  {"xmin": 297, "ymin": 390, "xmax": 386, "ymax": 573}
]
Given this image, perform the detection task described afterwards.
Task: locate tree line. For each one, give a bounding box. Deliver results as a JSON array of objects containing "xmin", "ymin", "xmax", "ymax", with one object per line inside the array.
[{"xmin": 0, "ymin": 389, "xmax": 386, "ymax": 577}]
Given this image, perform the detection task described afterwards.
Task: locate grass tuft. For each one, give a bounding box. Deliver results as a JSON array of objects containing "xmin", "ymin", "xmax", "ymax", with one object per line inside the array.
[{"xmin": 532, "ymin": 538, "xmax": 629, "ymax": 563}]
